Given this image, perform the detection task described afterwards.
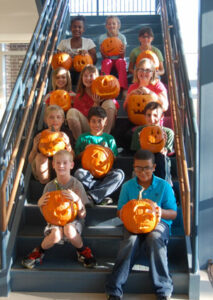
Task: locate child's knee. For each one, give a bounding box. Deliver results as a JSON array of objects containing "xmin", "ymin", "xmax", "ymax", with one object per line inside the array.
[
  {"xmin": 64, "ymin": 223, "xmax": 78, "ymax": 239},
  {"xmin": 48, "ymin": 227, "xmax": 63, "ymax": 244}
]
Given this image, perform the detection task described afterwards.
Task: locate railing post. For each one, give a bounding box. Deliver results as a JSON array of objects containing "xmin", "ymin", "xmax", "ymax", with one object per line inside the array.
[{"xmin": 96, "ymin": 0, "xmax": 99, "ymax": 16}]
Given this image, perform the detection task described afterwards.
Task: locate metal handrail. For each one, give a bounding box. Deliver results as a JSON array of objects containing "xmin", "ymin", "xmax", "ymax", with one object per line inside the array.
[
  {"xmin": 160, "ymin": 0, "xmax": 191, "ymax": 235},
  {"xmin": 0, "ymin": 0, "xmax": 68, "ymax": 232}
]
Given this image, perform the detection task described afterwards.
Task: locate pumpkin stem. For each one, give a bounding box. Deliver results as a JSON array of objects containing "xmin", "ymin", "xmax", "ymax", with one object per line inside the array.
[{"xmin": 138, "ymin": 187, "xmax": 145, "ymax": 200}]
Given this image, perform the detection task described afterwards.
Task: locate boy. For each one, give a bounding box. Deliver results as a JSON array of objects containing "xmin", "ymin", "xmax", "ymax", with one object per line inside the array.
[
  {"xmin": 74, "ymin": 106, "xmax": 125, "ymax": 205},
  {"xmin": 22, "ymin": 150, "xmax": 96, "ymax": 269},
  {"xmin": 131, "ymin": 101, "xmax": 174, "ymax": 182},
  {"xmin": 105, "ymin": 149, "xmax": 177, "ymax": 300}
]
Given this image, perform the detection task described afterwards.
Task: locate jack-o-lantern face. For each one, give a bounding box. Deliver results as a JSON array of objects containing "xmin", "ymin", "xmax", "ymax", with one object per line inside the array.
[
  {"xmin": 136, "ymin": 50, "xmax": 159, "ymax": 69},
  {"xmin": 49, "ymin": 90, "xmax": 72, "ymax": 112},
  {"xmin": 101, "ymin": 37, "xmax": 123, "ymax": 56},
  {"xmin": 51, "ymin": 53, "xmax": 72, "ymax": 70},
  {"xmin": 73, "ymin": 54, "xmax": 93, "ymax": 72},
  {"xmin": 42, "ymin": 190, "xmax": 78, "ymax": 226},
  {"xmin": 139, "ymin": 125, "xmax": 165, "ymax": 153},
  {"xmin": 121, "ymin": 198, "xmax": 158, "ymax": 234},
  {"xmin": 81, "ymin": 144, "xmax": 114, "ymax": 178},
  {"xmin": 127, "ymin": 94, "xmax": 158, "ymax": 125},
  {"xmin": 38, "ymin": 129, "xmax": 66, "ymax": 157},
  {"xmin": 91, "ymin": 75, "xmax": 120, "ymax": 100}
]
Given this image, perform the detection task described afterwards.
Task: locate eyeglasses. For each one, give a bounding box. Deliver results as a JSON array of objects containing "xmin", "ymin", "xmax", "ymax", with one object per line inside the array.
[
  {"xmin": 137, "ymin": 68, "xmax": 153, "ymax": 74},
  {"xmin": 134, "ymin": 166, "xmax": 153, "ymax": 173}
]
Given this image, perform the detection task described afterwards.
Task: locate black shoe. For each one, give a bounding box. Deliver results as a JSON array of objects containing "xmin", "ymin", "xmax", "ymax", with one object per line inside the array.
[
  {"xmin": 107, "ymin": 295, "xmax": 121, "ymax": 300},
  {"xmin": 157, "ymin": 296, "xmax": 171, "ymax": 300}
]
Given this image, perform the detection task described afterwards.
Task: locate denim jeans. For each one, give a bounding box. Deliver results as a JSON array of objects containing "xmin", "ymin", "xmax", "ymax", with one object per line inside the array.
[
  {"xmin": 105, "ymin": 221, "xmax": 173, "ymax": 298},
  {"xmin": 74, "ymin": 168, "xmax": 125, "ymax": 204}
]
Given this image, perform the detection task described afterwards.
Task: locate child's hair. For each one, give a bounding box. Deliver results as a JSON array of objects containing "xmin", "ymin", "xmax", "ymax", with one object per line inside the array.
[
  {"xmin": 52, "ymin": 67, "xmax": 72, "ymax": 91},
  {"xmin": 134, "ymin": 149, "xmax": 155, "ymax": 164},
  {"xmin": 88, "ymin": 106, "xmax": 107, "ymax": 121},
  {"xmin": 143, "ymin": 101, "xmax": 163, "ymax": 115},
  {"xmin": 76, "ymin": 64, "xmax": 99, "ymax": 98},
  {"xmin": 133, "ymin": 58, "xmax": 157, "ymax": 84},
  {"xmin": 44, "ymin": 105, "xmax": 65, "ymax": 121},
  {"xmin": 105, "ymin": 16, "xmax": 121, "ymax": 28},
  {"xmin": 70, "ymin": 15, "xmax": 85, "ymax": 28},
  {"xmin": 138, "ymin": 27, "xmax": 154, "ymax": 38},
  {"xmin": 53, "ymin": 149, "xmax": 74, "ymax": 162}
]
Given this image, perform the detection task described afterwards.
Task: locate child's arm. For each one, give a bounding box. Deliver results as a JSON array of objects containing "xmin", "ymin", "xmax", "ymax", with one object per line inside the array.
[
  {"xmin": 128, "ymin": 61, "xmax": 135, "ymax": 75},
  {"xmin": 37, "ymin": 192, "xmax": 50, "ymax": 214},
  {"xmin": 28, "ymin": 133, "xmax": 41, "ymax": 163},
  {"xmin": 59, "ymin": 132, "xmax": 75, "ymax": 158},
  {"xmin": 62, "ymin": 189, "xmax": 86, "ymax": 219}
]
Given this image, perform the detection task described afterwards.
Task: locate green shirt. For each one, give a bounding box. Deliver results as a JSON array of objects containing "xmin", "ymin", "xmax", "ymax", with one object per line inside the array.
[
  {"xmin": 75, "ymin": 132, "xmax": 118, "ymax": 157},
  {"xmin": 129, "ymin": 45, "xmax": 164, "ymax": 65},
  {"xmin": 131, "ymin": 125, "xmax": 174, "ymax": 153}
]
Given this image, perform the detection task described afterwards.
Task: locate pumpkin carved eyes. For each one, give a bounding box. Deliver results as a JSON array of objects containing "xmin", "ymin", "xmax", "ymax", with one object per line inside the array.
[
  {"xmin": 49, "ymin": 90, "xmax": 72, "ymax": 112},
  {"xmin": 38, "ymin": 129, "xmax": 66, "ymax": 157},
  {"xmin": 73, "ymin": 54, "xmax": 93, "ymax": 72},
  {"xmin": 91, "ymin": 75, "xmax": 120, "ymax": 100},
  {"xmin": 51, "ymin": 53, "xmax": 72, "ymax": 70}
]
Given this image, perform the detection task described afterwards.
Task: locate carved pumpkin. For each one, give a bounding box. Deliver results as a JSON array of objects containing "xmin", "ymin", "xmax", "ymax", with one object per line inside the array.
[
  {"xmin": 49, "ymin": 89, "xmax": 72, "ymax": 112},
  {"xmin": 127, "ymin": 93, "xmax": 158, "ymax": 125},
  {"xmin": 73, "ymin": 53, "xmax": 93, "ymax": 72},
  {"xmin": 81, "ymin": 144, "xmax": 114, "ymax": 178},
  {"xmin": 139, "ymin": 125, "xmax": 165, "ymax": 153},
  {"xmin": 51, "ymin": 52, "xmax": 72, "ymax": 70},
  {"xmin": 91, "ymin": 75, "xmax": 120, "ymax": 100},
  {"xmin": 120, "ymin": 189, "xmax": 159, "ymax": 234},
  {"xmin": 38, "ymin": 129, "xmax": 66, "ymax": 157},
  {"xmin": 42, "ymin": 190, "xmax": 78, "ymax": 226},
  {"xmin": 136, "ymin": 50, "xmax": 159, "ymax": 69},
  {"xmin": 101, "ymin": 37, "xmax": 123, "ymax": 56}
]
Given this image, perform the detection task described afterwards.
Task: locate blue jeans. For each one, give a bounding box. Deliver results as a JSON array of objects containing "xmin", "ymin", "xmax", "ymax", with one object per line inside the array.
[
  {"xmin": 105, "ymin": 221, "xmax": 173, "ymax": 298},
  {"xmin": 74, "ymin": 168, "xmax": 125, "ymax": 204}
]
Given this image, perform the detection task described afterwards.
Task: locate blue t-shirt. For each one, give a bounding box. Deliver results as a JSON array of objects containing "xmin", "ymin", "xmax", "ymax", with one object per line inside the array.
[{"xmin": 118, "ymin": 175, "xmax": 177, "ymax": 228}]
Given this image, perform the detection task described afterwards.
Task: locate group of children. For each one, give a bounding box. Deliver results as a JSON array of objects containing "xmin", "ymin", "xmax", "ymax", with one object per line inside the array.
[{"xmin": 22, "ymin": 15, "xmax": 177, "ymax": 300}]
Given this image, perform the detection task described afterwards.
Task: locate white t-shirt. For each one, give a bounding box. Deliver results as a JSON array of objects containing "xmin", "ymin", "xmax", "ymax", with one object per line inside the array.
[{"xmin": 57, "ymin": 37, "xmax": 96, "ymax": 57}]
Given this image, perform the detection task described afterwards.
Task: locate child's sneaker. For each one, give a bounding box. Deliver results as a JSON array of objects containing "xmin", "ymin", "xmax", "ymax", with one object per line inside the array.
[
  {"xmin": 77, "ymin": 246, "xmax": 96, "ymax": 268},
  {"xmin": 22, "ymin": 247, "xmax": 44, "ymax": 269}
]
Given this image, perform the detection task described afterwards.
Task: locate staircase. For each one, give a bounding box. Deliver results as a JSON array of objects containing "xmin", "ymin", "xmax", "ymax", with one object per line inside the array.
[{"xmin": 9, "ymin": 14, "xmax": 188, "ymax": 296}]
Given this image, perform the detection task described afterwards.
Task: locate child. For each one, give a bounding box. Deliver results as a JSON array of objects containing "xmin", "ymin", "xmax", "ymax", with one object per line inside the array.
[
  {"xmin": 99, "ymin": 16, "xmax": 128, "ymax": 93},
  {"xmin": 74, "ymin": 106, "xmax": 125, "ymax": 205},
  {"xmin": 29, "ymin": 105, "xmax": 73, "ymax": 184},
  {"xmin": 128, "ymin": 26, "xmax": 165, "ymax": 76},
  {"xmin": 57, "ymin": 15, "xmax": 97, "ymax": 86},
  {"xmin": 106, "ymin": 149, "xmax": 177, "ymax": 300},
  {"xmin": 67, "ymin": 65, "xmax": 117, "ymax": 140},
  {"xmin": 43, "ymin": 67, "xmax": 76, "ymax": 105},
  {"xmin": 22, "ymin": 150, "xmax": 96, "ymax": 269},
  {"xmin": 131, "ymin": 101, "xmax": 174, "ymax": 183}
]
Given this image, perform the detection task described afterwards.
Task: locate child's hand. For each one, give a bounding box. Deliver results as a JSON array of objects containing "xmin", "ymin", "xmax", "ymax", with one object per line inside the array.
[
  {"xmin": 78, "ymin": 49, "xmax": 87, "ymax": 55},
  {"xmin": 154, "ymin": 203, "xmax": 161, "ymax": 224},
  {"xmin": 62, "ymin": 189, "xmax": 80, "ymax": 203},
  {"xmin": 118, "ymin": 44, "xmax": 125, "ymax": 57},
  {"xmin": 33, "ymin": 133, "xmax": 41, "ymax": 151},
  {"xmin": 59, "ymin": 132, "xmax": 72, "ymax": 151},
  {"xmin": 92, "ymin": 94, "xmax": 101, "ymax": 106},
  {"xmin": 38, "ymin": 192, "xmax": 50, "ymax": 207}
]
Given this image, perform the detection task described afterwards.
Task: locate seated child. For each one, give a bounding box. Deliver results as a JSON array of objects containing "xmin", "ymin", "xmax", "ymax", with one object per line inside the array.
[
  {"xmin": 28, "ymin": 105, "xmax": 73, "ymax": 184},
  {"xmin": 43, "ymin": 67, "xmax": 76, "ymax": 105},
  {"xmin": 105, "ymin": 149, "xmax": 177, "ymax": 300},
  {"xmin": 22, "ymin": 150, "xmax": 96, "ymax": 269},
  {"xmin": 74, "ymin": 106, "xmax": 125, "ymax": 205},
  {"xmin": 131, "ymin": 102, "xmax": 174, "ymax": 183},
  {"xmin": 99, "ymin": 16, "xmax": 128, "ymax": 94}
]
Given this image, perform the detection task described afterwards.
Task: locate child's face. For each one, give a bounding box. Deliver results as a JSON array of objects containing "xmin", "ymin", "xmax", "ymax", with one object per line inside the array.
[
  {"xmin": 145, "ymin": 108, "xmax": 163, "ymax": 125},
  {"xmin": 53, "ymin": 154, "xmax": 74, "ymax": 177},
  {"xmin": 55, "ymin": 69, "xmax": 67, "ymax": 89},
  {"xmin": 71, "ymin": 20, "xmax": 84, "ymax": 38},
  {"xmin": 106, "ymin": 18, "xmax": 120, "ymax": 35},
  {"xmin": 133, "ymin": 158, "xmax": 155, "ymax": 186},
  {"xmin": 45, "ymin": 110, "xmax": 64, "ymax": 131},
  {"xmin": 139, "ymin": 33, "xmax": 153, "ymax": 47},
  {"xmin": 82, "ymin": 70, "xmax": 97, "ymax": 88},
  {"xmin": 89, "ymin": 115, "xmax": 107, "ymax": 136},
  {"xmin": 137, "ymin": 61, "xmax": 153, "ymax": 82}
]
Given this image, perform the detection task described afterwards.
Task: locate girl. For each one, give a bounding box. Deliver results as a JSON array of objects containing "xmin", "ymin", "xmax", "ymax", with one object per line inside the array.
[
  {"xmin": 124, "ymin": 58, "xmax": 168, "ymax": 112},
  {"xmin": 66, "ymin": 65, "xmax": 117, "ymax": 140},
  {"xmin": 128, "ymin": 27, "xmax": 165, "ymax": 76},
  {"xmin": 99, "ymin": 16, "xmax": 128, "ymax": 94},
  {"xmin": 29, "ymin": 105, "xmax": 73, "ymax": 184},
  {"xmin": 43, "ymin": 67, "xmax": 75, "ymax": 105}
]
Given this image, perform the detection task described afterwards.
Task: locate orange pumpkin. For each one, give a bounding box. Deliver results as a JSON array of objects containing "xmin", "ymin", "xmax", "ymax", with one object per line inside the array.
[
  {"xmin": 38, "ymin": 129, "xmax": 66, "ymax": 157},
  {"xmin": 91, "ymin": 75, "xmax": 120, "ymax": 100},
  {"xmin": 127, "ymin": 93, "xmax": 158, "ymax": 125},
  {"xmin": 101, "ymin": 37, "xmax": 123, "ymax": 56},
  {"xmin": 81, "ymin": 144, "xmax": 114, "ymax": 178},
  {"xmin": 73, "ymin": 53, "xmax": 93, "ymax": 72},
  {"xmin": 49, "ymin": 89, "xmax": 72, "ymax": 112},
  {"xmin": 139, "ymin": 125, "xmax": 165, "ymax": 153},
  {"xmin": 136, "ymin": 50, "xmax": 159, "ymax": 69},
  {"xmin": 51, "ymin": 52, "xmax": 72, "ymax": 70},
  {"xmin": 42, "ymin": 190, "xmax": 78, "ymax": 226},
  {"xmin": 120, "ymin": 189, "xmax": 159, "ymax": 234}
]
